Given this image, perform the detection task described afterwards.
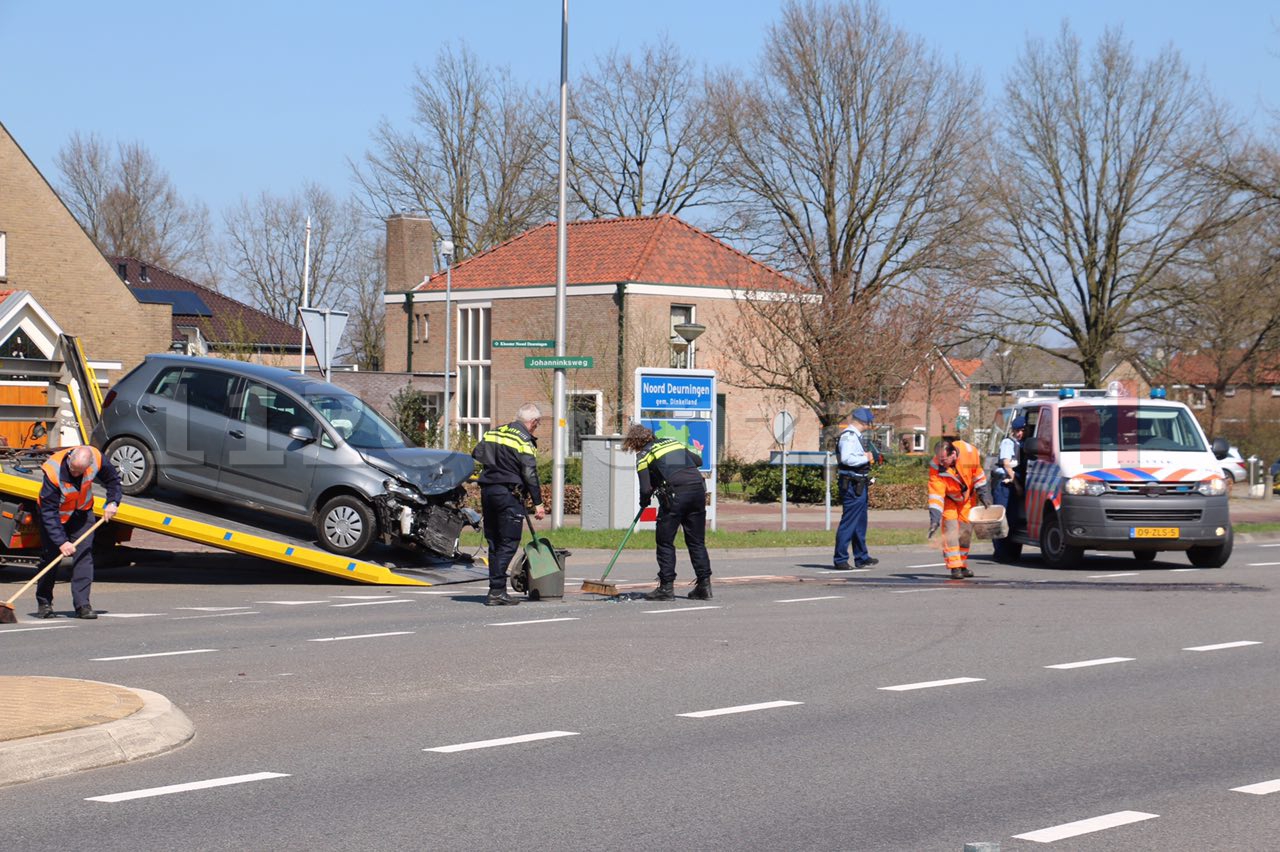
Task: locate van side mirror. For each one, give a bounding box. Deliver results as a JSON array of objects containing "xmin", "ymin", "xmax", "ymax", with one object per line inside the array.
[
  {"xmin": 289, "ymin": 425, "xmax": 316, "ymax": 444},
  {"xmin": 1211, "ymin": 437, "xmax": 1229, "ymax": 460},
  {"xmin": 1022, "ymin": 436, "xmax": 1041, "ymax": 459}
]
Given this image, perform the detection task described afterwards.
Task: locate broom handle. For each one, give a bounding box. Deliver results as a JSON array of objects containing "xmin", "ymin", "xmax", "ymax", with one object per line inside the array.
[
  {"xmin": 600, "ymin": 506, "xmax": 645, "ymax": 582},
  {"xmin": 3, "ymin": 516, "xmax": 108, "ymax": 608}
]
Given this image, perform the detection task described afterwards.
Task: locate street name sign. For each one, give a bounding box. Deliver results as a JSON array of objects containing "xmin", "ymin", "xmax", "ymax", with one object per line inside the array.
[{"xmin": 525, "ymin": 356, "xmax": 593, "ymax": 369}]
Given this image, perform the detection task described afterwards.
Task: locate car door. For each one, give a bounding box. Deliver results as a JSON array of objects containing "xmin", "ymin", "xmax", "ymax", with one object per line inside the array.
[
  {"xmin": 158, "ymin": 367, "xmax": 236, "ymax": 491},
  {"xmin": 217, "ymin": 381, "xmax": 320, "ymax": 517}
]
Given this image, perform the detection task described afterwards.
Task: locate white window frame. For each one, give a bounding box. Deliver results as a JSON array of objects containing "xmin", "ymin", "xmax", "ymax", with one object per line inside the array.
[
  {"xmin": 0, "ymin": 231, "xmax": 6, "ymax": 279},
  {"xmin": 567, "ymin": 390, "xmax": 603, "ymax": 456},
  {"xmin": 1224, "ymin": 385, "xmax": 1236, "ymax": 398},
  {"xmin": 455, "ymin": 303, "xmax": 491, "ymax": 439},
  {"xmin": 1272, "ymin": 385, "xmax": 1280, "ymax": 398},
  {"xmin": 669, "ymin": 304, "xmax": 695, "ymax": 369}
]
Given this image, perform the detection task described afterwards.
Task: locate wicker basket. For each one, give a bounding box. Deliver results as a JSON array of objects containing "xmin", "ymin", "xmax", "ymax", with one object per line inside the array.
[{"xmin": 970, "ymin": 505, "xmax": 1008, "ymax": 539}]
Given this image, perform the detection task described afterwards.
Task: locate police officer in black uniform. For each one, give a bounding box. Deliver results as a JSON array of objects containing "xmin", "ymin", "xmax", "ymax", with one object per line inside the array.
[
  {"xmin": 472, "ymin": 403, "xmax": 545, "ymax": 606},
  {"xmin": 622, "ymin": 424, "xmax": 711, "ymax": 601}
]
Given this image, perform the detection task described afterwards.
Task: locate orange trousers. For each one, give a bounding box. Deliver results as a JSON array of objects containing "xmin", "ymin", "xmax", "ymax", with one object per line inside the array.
[{"xmin": 941, "ymin": 500, "xmax": 974, "ymax": 570}]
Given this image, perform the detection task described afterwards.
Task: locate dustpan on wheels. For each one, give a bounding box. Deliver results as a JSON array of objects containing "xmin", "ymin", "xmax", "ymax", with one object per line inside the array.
[{"xmin": 522, "ymin": 513, "xmax": 561, "ymax": 579}]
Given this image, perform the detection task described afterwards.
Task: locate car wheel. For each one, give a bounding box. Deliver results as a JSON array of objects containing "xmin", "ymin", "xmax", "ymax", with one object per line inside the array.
[
  {"xmin": 1133, "ymin": 550, "xmax": 1158, "ymax": 563},
  {"xmin": 1222, "ymin": 468, "xmax": 1237, "ymax": 484},
  {"xmin": 106, "ymin": 437, "xmax": 156, "ymax": 496},
  {"xmin": 317, "ymin": 495, "xmax": 376, "ymax": 557},
  {"xmin": 1039, "ymin": 508, "xmax": 1083, "ymax": 569},
  {"xmin": 1187, "ymin": 526, "xmax": 1233, "ymax": 568}
]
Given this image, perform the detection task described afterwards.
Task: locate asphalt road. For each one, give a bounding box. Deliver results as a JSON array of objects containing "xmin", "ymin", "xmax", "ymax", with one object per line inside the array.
[{"xmin": 2, "ymin": 540, "xmax": 1279, "ymax": 851}]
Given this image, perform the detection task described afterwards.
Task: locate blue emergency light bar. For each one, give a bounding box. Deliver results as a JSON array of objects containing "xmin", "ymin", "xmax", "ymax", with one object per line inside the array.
[
  {"xmin": 1150, "ymin": 387, "xmax": 1167, "ymax": 399},
  {"xmin": 1058, "ymin": 388, "xmax": 1076, "ymax": 399}
]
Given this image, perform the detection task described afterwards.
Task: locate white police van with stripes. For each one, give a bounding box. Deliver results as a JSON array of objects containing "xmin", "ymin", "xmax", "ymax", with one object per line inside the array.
[{"xmin": 985, "ymin": 384, "xmax": 1233, "ymax": 569}]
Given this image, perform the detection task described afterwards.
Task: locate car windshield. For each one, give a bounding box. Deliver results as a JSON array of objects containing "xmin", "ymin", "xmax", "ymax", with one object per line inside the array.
[
  {"xmin": 1058, "ymin": 404, "xmax": 1206, "ymax": 453},
  {"xmin": 305, "ymin": 391, "xmax": 407, "ymax": 449}
]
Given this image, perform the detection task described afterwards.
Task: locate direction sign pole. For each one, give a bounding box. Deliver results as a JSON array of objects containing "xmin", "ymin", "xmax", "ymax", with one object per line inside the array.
[
  {"xmin": 824, "ymin": 452, "xmax": 832, "ymax": 531},
  {"xmin": 781, "ymin": 450, "xmax": 788, "ymax": 531},
  {"xmin": 551, "ymin": 0, "xmax": 569, "ymax": 530}
]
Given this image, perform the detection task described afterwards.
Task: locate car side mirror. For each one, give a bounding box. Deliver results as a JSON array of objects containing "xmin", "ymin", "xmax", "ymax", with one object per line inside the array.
[
  {"xmin": 1211, "ymin": 437, "xmax": 1229, "ymax": 460},
  {"xmin": 289, "ymin": 425, "xmax": 316, "ymax": 444}
]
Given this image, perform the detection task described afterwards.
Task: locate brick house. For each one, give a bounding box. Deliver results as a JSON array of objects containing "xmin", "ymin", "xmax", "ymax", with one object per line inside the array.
[
  {"xmin": 383, "ymin": 214, "xmax": 819, "ymax": 461},
  {"xmin": 0, "ymin": 121, "xmax": 172, "ymax": 378},
  {"xmin": 1156, "ymin": 351, "xmax": 1280, "ymax": 451},
  {"xmin": 881, "ymin": 350, "xmax": 983, "ymax": 453},
  {"xmin": 108, "ymin": 256, "xmax": 301, "ymax": 366}
]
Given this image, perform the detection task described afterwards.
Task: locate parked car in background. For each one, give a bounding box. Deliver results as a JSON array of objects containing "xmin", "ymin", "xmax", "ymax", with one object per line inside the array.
[
  {"xmin": 1221, "ymin": 447, "xmax": 1248, "ymax": 483},
  {"xmin": 91, "ymin": 355, "xmax": 479, "ymax": 559}
]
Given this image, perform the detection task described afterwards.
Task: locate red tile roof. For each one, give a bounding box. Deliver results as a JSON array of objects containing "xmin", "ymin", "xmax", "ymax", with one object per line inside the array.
[
  {"xmin": 0, "ymin": 290, "xmax": 13, "ymax": 306},
  {"xmin": 1165, "ymin": 351, "xmax": 1280, "ymax": 385},
  {"xmin": 413, "ymin": 214, "xmax": 799, "ymax": 292},
  {"xmin": 949, "ymin": 358, "xmax": 983, "ymax": 380},
  {"xmin": 110, "ymin": 257, "xmax": 299, "ymax": 348}
]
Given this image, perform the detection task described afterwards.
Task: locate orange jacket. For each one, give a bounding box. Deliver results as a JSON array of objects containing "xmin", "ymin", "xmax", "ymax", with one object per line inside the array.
[
  {"xmin": 928, "ymin": 440, "xmax": 988, "ymax": 516},
  {"xmin": 41, "ymin": 447, "xmax": 102, "ymax": 523}
]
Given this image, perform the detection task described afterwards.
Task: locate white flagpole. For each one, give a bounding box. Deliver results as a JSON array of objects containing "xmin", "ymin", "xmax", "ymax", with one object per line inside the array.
[{"xmin": 300, "ymin": 216, "xmax": 312, "ymax": 373}]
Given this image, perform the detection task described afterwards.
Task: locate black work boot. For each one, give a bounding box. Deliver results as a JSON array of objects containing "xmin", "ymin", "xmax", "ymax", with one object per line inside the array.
[
  {"xmin": 688, "ymin": 578, "xmax": 713, "ymax": 600},
  {"xmin": 644, "ymin": 581, "xmax": 675, "ymax": 601},
  {"xmin": 949, "ymin": 568, "xmax": 965, "ymax": 580},
  {"xmin": 959, "ymin": 566, "xmax": 974, "ymax": 578},
  {"xmin": 37, "ymin": 602, "xmax": 54, "ymax": 619},
  {"xmin": 75, "ymin": 605, "xmax": 97, "ymax": 619},
  {"xmin": 485, "ymin": 590, "xmax": 520, "ymax": 606}
]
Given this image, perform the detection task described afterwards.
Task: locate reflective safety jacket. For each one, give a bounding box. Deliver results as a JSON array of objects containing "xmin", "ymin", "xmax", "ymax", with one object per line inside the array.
[
  {"xmin": 38, "ymin": 446, "xmax": 123, "ymax": 545},
  {"xmin": 636, "ymin": 438, "xmax": 703, "ymax": 504},
  {"xmin": 927, "ymin": 440, "xmax": 988, "ymax": 520},
  {"xmin": 472, "ymin": 421, "xmax": 542, "ymax": 503}
]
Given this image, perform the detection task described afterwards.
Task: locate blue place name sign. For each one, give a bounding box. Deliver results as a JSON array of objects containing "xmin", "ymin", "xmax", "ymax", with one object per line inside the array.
[{"xmin": 639, "ymin": 375, "xmax": 713, "ymax": 411}]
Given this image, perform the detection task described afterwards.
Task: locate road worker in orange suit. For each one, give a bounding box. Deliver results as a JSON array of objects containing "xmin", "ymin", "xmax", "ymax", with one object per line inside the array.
[{"xmin": 927, "ymin": 437, "xmax": 991, "ymax": 580}]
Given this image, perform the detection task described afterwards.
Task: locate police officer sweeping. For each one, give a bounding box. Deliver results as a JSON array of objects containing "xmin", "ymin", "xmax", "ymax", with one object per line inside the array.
[
  {"xmin": 622, "ymin": 424, "xmax": 711, "ymax": 601},
  {"xmin": 472, "ymin": 403, "xmax": 545, "ymax": 606},
  {"xmin": 36, "ymin": 446, "xmax": 122, "ymax": 619},
  {"xmin": 833, "ymin": 407, "xmax": 879, "ymax": 570}
]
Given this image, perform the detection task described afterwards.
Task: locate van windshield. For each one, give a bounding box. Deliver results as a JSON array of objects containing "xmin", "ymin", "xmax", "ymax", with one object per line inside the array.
[
  {"xmin": 305, "ymin": 392, "xmax": 407, "ymax": 449},
  {"xmin": 1058, "ymin": 404, "xmax": 1206, "ymax": 453}
]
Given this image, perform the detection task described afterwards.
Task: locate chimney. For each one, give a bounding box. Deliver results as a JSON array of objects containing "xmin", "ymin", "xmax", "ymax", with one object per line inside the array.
[{"xmin": 385, "ymin": 213, "xmax": 437, "ymax": 292}]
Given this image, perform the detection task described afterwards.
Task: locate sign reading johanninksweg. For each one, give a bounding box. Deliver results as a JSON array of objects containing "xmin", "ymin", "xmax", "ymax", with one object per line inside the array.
[{"xmin": 638, "ymin": 375, "xmax": 713, "ymax": 411}]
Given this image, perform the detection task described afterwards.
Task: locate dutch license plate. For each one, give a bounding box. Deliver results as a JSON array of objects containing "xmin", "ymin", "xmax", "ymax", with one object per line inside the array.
[{"xmin": 1130, "ymin": 527, "xmax": 1179, "ymax": 539}]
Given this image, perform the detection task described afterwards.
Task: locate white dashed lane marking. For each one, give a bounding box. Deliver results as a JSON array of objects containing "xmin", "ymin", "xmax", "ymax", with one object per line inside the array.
[
  {"xmin": 425, "ymin": 731, "xmax": 579, "ymax": 753},
  {"xmin": 1232, "ymin": 778, "xmax": 1280, "ymax": 795},
  {"xmin": 907, "ymin": 563, "xmax": 945, "ymax": 569},
  {"xmin": 486, "ymin": 618, "xmax": 579, "ymax": 627},
  {"xmin": 1247, "ymin": 562, "xmax": 1280, "ymax": 567},
  {"xmin": 173, "ymin": 611, "xmax": 260, "ymax": 620},
  {"xmin": 92, "ymin": 649, "xmax": 218, "ymax": 661},
  {"xmin": 1182, "ymin": 641, "xmax": 1261, "ymax": 652},
  {"xmin": 328, "ymin": 595, "xmax": 390, "ymax": 600},
  {"xmin": 174, "ymin": 606, "xmax": 252, "ymax": 612},
  {"xmin": 1045, "ymin": 657, "xmax": 1135, "ymax": 670},
  {"xmin": 1087, "ymin": 572, "xmax": 1139, "ymax": 578},
  {"xmin": 255, "ymin": 600, "xmax": 329, "ymax": 606},
  {"xmin": 330, "ymin": 599, "xmax": 414, "ymax": 608},
  {"xmin": 87, "ymin": 772, "xmax": 289, "ymax": 803},
  {"xmin": 98, "ymin": 613, "xmax": 161, "ymax": 618},
  {"xmin": 0, "ymin": 625, "xmax": 75, "ymax": 634},
  {"xmin": 308, "ymin": 632, "xmax": 415, "ymax": 642},
  {"xmin": 775, "ymin": 595, "xmax": 844, "ymax": 603},
  {"xmin": 1013, "ymin": 811, "xmax": 1158, "ymax": 843},
  {"xmin": 678, "ymin": 700, "xmax": 802, "ymax": 718},
  {"xmin": 878, "ymin": 677, "xmax": 984, "ymax": 692},
  {"xmin": 643, "ymin": 606, "xmax": 720, "ymax": 614}
]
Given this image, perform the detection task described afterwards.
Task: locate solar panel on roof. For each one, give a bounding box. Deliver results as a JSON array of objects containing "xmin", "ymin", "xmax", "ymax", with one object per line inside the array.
[{"xmin": 131, "ymin": 288, "xmax": 213, "ymax": 316}]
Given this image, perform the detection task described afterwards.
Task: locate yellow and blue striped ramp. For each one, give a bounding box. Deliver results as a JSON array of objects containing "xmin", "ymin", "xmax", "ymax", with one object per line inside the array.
[{"xmin": 0, "ymin": 470, "xmax": 484, "ymax": 586}]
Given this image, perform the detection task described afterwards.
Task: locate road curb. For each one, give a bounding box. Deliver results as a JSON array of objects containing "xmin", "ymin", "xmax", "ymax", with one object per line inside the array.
[{"xmin": 0, "ymin": 681, "xmax": 194, "ymax": 789}]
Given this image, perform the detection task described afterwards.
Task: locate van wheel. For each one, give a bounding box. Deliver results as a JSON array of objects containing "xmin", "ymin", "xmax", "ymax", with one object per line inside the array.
[
  {"xmin": 106, "ymin": 437, "xmax": 156, "ymax": 496},
  {"xmin": 317, "ymin": 495, "xmax": 376, "ymax": 557},
  {"xmin": 1133, "ymin": 550, "xmax": 1158, "ymax": 563},
  {"xmin": 1187, "ymin": 526, "xmax": 1233, "ymax": 568},
  {"xmin": 1039, "ymin": 508, "xmax": 1083, "ymax": 569}
]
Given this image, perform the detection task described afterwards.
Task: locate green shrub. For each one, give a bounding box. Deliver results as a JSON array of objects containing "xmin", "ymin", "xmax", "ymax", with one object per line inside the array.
[
  {"xmin": 389, "ymin": 386, "xmax": 437, "ymax": 447},
  {"xmin": 537, "ymin": 456, "xmax": 583, "ymax": 486}
]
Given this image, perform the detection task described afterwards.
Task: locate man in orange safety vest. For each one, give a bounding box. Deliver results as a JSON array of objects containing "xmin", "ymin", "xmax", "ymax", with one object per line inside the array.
[
  {"xmin": 36, "ymin": 446, "xmax": 122, "ymax": 619},
  {"xmin": 927, "ymin": 438, "xmax": 991, "ymax": 580}
]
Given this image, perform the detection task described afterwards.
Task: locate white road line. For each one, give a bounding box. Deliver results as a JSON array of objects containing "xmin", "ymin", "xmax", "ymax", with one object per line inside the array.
[
  {"xmin": 0, "ymin": 624, "xmax": 75, "ymax": 634},
  {"xmin": 890, "ymin": 588, "xmax": 948, "ymax": 594},
  {"xmin": 308, "ymin": 631, "xmax": 416, "ymax": 642},
  {"xmin": 1183, "ymin": 641, "xmax": 1261, "ymax": 652},
  {"xmin": 643, "ymin": 606, "xmax": 721, "ymax": 614},
  {"xmin": 1045, "ymin": 657, "xmax": 1135, "ymax": 670},
  {"xmin": 92, "ymin": 649, "xmax": 218, "ymax": 661},
  {"xmin": 425, "ymin": 731, "xmax": 579, "ymax": 753},
  {"xmin": 173, "ymin": 611, "xmax": 260, "ymax": 620},
  {"xmin": 329, "ymin": 595, "xmax": 390, "ymax": 600},
  {"xmin": 330, "ymin": 599, "xmax": 414, "ymax": 608},
  {"xmin": 678, "ymin": 700, "xmax": 802, "ymax": 718},
  {"xmin": 98, "ymin": 613, "xmax": 161, "ymax": 618},
  {"xmin": 173, "ymin": 606, "xmax": 252, "ymax": 612},
  {"xmin": 1259, "ymin": 543, "xmax": 1280, "ymax": 548},
  {"xmin": 878, "ymin": 677, "xmax": 984, "ymax": 692},
  {"xmin": 1169, "ymin": 568, "xmax": 1200, "ymax": 573},
  {"xmin": 1231, "ymin": 778, "xmax": 1280, "ymax": 795},
  {"xmin": 821, "ymin": 568, "xmax": 871, "ymax": 574},
  {"xmin": 775, "ymin": 595, "xmax": 844, "ymax": 603},
  {"xmin": 1013, "ymin": 810, "xmax": 1158, "ymax": 843},
  {"xmin": 87, "ymin": 772, "xmax": 289, "ymax": 803},
  {"xmin": 1247, "ymin": 562, "xmax": 1280, "ymax": 567},
  {"xmin": 486, "ymin": 617, "xmax": 579, "ymax": 627},
  {"xmin": 907, "ymin": 562, "xmax": 945, "ymax": 568},
  {"xmin": 1087, "ymin": 572, "xmax": 1139, "ymax": 578},
  {"xmin": 255, "ymin": 600, "xmax": 329, "ymax": 606}
]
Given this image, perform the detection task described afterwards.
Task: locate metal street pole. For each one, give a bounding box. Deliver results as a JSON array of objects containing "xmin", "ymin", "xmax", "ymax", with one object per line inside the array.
[
  {"xmin": 551, "ymin": 0, "xmax": 569, "ymax": 528},
  {"xmin": 299, "ymin": 216, "xmax": 311, "ymax": 373},
  {"xmin": 441, "ymin": 241, "xmax": 454, "ymax": 450}
]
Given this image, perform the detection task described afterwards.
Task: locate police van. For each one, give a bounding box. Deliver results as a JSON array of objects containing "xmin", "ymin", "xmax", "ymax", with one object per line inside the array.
[{"xmin": 983, "ymin": 384, "xmax": 1233, "ymax": 569}]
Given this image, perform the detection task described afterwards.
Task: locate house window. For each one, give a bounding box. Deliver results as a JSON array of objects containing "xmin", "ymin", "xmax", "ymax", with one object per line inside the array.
[
  {"xmin": 414, "ymin": 312, "xmax": 428, "ymax": 343},
  {"xmin": 1189, "ymin": 389, "xmax": 1207, "ymax": 409},
  {"xmin": 1272, "ymin": 386, "xmax": 1280, "ymax": 398},
  {"xmin": 669, "ymin": 304, "xmax": 694, "ymax": 369},
  {"xmin": 455, "ymin": 305, "xmax": 491, "ymax": 439},
  {"xmin": 567, "ymin": 391, "xmax": 601, "ymax": 455},
  {"xmin": 0, "ymin": 231, "xmax": 6, "ymax": 279},
  {"xmin": 140, "ymin": 265, "xmax": 150, "ymax": 283},
  {"xmin": 912, "ymin": 429, "xmax": 927, "ymax": 452},
  {"xmin": 1224, "ymin": 385, "xmax": 1236, "ymax": 398}
]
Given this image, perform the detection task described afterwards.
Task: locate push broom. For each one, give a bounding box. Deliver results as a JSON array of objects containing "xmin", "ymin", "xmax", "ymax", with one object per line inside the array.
[
  {"xmin": 581, "ymin": 506, "xmax": 645, "ymax": 597},
  {"xmin": 0, "ymin": 516, "xmax": 107, "ymax": 624}
]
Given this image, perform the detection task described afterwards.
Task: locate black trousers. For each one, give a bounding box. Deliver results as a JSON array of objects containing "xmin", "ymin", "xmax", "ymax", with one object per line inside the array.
[
  {"xmin": 655, "ymin": 486, "xmax": 711, "ymax": 584},
  {"xmin": 37, "ymin": 511, "xmax": 96, "ymax": 609},
  {"xmin": 481, "ymin": 486, "xmax": 525, "ymax": 594}
]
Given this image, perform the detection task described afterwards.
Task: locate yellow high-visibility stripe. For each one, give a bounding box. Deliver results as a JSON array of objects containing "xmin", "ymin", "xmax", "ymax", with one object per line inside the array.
[{"xmin": 638, "ymin": 439, "xmax": 685, "ymax": 471}]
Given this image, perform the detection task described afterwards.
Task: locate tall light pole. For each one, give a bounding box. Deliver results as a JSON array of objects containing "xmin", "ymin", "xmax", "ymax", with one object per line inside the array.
[
  {"xmin": 551, "ymin": 0, "xmax": 569, "ymax": 528},
  {"xmin": 299, "ymin": 216, "xmax": 311, "ymax": 373},
  {"xmin": 440, "ymin": 239, "xmax": 454, "ymax": 450}
]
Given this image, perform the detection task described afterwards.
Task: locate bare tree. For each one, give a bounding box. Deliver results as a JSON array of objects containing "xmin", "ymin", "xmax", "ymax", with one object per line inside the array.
[
  {"xmin": 56, "ymin": 132, "xmax": 213, "ymax": 274},
  {"xmin": 565, "ymin": 36, "xmax": 725, "ymax": 221},
  {"xmin": 976, "ymin": 25, "xmax": 1243, "ymax": 386},
  {"xmin": 343, "ymin": 238, "xmax": 387, "ymax": 371},
  {"xmin": 351, "ymin": 42, "xmax": 554, "ymax": 259},
  {"xmin": 223, "ymin": 184, "xmax": 368, "ymax": 325}
]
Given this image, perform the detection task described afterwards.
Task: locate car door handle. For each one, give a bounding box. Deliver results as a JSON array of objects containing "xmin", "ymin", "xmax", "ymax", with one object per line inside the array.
[
  {"xmin": 141, "ymin": 404, "xmax": 158, "ymax": 413},
  {"xmin": 229, "ymin": 429, "xmax": 245, "ymax": 439}
]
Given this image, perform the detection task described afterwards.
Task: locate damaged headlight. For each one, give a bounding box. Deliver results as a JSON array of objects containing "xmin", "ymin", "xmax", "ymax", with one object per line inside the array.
[{"xmin": 383, "ymin": 478, "xmax": 423, "ymax": 501}]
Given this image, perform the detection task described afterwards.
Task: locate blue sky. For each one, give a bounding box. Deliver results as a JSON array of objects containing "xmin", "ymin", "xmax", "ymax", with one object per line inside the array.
[{"xmin": 3, "ymin": 1, "xmax": 1277, "ymax": 218}]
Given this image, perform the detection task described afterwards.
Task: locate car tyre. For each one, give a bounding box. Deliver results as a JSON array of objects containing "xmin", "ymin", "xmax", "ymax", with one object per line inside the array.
[
  {"xmin": 1222, "ymin": 468, "xmax": 1238, "ymax": 484},
  {"xmin": 106, "ymin": 437, "xmax": 156, "ymax": 496},
  {"xmin": 1039, "ymin": 508, "xmax": 1083, "ymax": 569},
  {"xmin": 317, "ymin": 495, "xmax": 376, "ymax": 557},
  {"xmin": 1132, "ymin": 550, "xmax": 1158, "ymax": 563},
  {"xmin": 1187, "ymin": 526, "xmax": 1232, "ymax": 568}
]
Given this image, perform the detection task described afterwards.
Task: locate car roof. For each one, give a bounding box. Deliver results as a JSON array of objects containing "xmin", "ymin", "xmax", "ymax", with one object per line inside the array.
[{"xmin": 141, "ymin": 354, "xmax": 343, "ymax": 396}]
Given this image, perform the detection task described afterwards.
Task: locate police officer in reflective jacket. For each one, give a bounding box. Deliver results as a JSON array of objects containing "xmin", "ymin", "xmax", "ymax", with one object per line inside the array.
[
  {"xmin": 622, "ymin": 424, "xmax": 711, "ymax": 601},
  {"xmin": 472, "ymin": 403, "xmax": 545, "ymax": 606}
]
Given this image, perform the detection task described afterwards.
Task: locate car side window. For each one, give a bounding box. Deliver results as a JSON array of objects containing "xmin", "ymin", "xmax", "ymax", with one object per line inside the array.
[
  {"xmin": 175, "ymin": 368, "xmax": 236, "ymax": 416},
  {"xmin": 147, "ymin": 367, "xmax": 184, "ymax": 400},
  {"xmin": 237, "ymin": 382, "xmax": 317, "ymax": 437}
]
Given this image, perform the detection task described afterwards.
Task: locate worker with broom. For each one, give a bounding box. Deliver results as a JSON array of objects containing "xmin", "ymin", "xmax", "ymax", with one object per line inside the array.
[
  {"xmin": 622, "ymin": 424, "xmax": 711, "ymax": 601},
  {"xmin": 472, "ymin": 403, "xmax": 545, "ymax": 606},
  {"xmin": 36, "ymin": 446, "xmax": 122, "ymax": 619}
]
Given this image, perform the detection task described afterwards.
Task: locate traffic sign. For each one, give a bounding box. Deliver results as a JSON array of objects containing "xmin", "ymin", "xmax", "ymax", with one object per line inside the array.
[
  {"xmin": 493, "ymin": 339, "xmax": 555, "ymax": 348},
  {"xmin": 525, "ymin": 356, "xmax": 593, "ymax": 369},
  {"xmin": 772, "ymin": 410, "xmax": 796, "ymax": 447}
]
